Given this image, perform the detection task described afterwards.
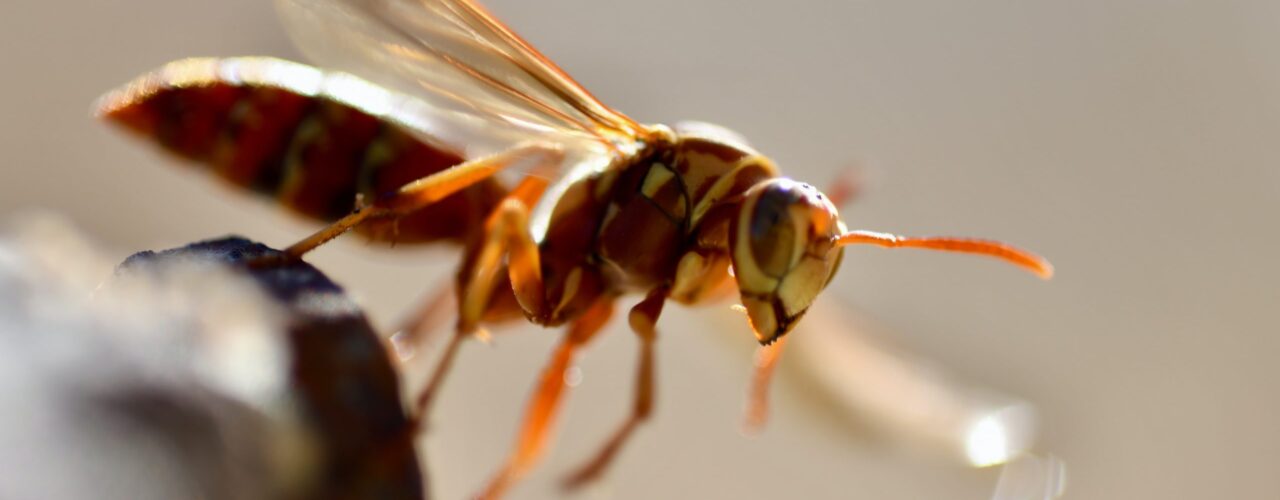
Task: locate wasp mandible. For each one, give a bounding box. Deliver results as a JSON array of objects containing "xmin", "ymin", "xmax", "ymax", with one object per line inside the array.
[{"xmin": 97, "ymin": 0, "xmax": 1053, "ymax": 497}]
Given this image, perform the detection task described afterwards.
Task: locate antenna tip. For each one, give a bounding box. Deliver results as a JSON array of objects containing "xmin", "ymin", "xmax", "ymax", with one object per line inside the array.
[{"xmin": 1033, "ymin": 260, "xmax": 1055, "ymax": 280}]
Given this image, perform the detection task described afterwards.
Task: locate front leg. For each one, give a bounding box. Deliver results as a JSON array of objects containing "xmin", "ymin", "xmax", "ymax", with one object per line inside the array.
[{"xmin": 743, "ymin": 335, "xmax": 788, "ymax": 432}]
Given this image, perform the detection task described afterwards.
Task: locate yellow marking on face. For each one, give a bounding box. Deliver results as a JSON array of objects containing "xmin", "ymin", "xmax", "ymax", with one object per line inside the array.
[
  {"xmin": 741, "ymin": 297, "xmax": 778, "ymax": 343},
  {"xmin": 729, "ymin": 178, "xmax": 845, "ymax": 343},
  {"xmin": 774, "ymin": 255, "xmax": 831, "ymax": 318}
]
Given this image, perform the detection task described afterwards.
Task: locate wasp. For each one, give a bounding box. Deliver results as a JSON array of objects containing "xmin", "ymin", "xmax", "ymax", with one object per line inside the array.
[{"xmin": 97, "ymin": 0, "xmax": 1053, "ymax": 497}]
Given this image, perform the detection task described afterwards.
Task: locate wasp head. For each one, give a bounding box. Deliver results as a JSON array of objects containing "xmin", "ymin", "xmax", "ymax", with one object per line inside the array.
[{"xmin": 729, "ymin": 178, "xmax": 845, "ymax": 345}]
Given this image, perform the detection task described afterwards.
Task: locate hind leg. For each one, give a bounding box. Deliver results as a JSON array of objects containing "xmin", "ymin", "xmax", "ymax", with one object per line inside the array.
[
  {"xmin": 279, "ymin": 143, "xmax": 563, "ymax": 259},
  {"xmin": 562, "ymin": 287, "xmax": 667, "ymax": 489},
  {"xmin": 410, "ymin": 172, "xmax": 555, "ymax": 422}
]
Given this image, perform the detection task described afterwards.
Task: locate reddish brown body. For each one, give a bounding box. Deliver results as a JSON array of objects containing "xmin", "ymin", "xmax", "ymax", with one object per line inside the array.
[
  {"xmin": 100, "ymin": 67, "xmax": 786, "ymax": 498},
  {"xmin": 104, "ymin": 78, "xmax": 506, "ymax": 244},
  {"xmin": 101, "ymin": 71, "xmax": 772, "ymax": 331},
  {"xmin": 522, "ymin": 135, "xmax": 773, "ymax": 326},
  {"xmin": 99, "ymin": 26, "xmax": 1050, "ymax": 495}
]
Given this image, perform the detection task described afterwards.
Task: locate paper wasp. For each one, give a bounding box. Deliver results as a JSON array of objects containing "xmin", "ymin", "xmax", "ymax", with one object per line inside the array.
[{"xmin": 97, "ymin": 0, "xmax": 1053, "ymax": 497}]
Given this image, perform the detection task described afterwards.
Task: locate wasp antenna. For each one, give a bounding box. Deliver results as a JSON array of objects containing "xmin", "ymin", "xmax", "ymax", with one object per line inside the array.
[
  {"xmin": 824, "ymin": 166, "xmax": 864, "ymax": 209},
  {"xmin": 833, "ymin": 230, "xmax": 1054, "ymax": 279}
]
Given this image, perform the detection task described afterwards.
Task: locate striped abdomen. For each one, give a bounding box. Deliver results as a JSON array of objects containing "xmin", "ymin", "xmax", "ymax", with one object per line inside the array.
[{"xmin": 98, "ymin": 58, "xmax": 506, "ymax": 244}]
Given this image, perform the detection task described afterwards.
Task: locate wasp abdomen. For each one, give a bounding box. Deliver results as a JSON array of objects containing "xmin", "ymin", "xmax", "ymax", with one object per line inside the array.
[{"xmin": 99, "ymin": 58, "xmax": 505, "ymax": 244}]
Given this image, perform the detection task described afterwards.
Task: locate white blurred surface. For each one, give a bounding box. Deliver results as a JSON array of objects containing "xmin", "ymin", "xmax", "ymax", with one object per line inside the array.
[
  {"xmin": 2, "ymin": 0, "xmax": 1278, "ymax": 498},
  {"xmin": 0, "ymin": 216, "xmax": 294, "ymax": 500}
]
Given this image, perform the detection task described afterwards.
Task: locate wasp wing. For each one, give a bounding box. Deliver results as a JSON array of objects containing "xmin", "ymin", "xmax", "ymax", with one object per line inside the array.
[
  {"xmin": 789, "ymin": 299, "xmax": 1041, "ymax": 466},
  {"xmin": 702, "ymin": 298, "xmax": 1041, "ymax": 467},
  {"xmin": 275, "ymin": 0, "xmax": 645, "ymax": 157}
]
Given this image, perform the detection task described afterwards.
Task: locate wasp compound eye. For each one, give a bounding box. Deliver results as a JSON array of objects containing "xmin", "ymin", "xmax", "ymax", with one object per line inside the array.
[{"xmin": 748, "ymin": 182, "xmax": 805, "ymax": 278}]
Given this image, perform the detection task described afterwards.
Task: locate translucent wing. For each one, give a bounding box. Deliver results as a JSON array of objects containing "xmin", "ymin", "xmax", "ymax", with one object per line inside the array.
[
  {"xmin": 990, "ymin": 454, "xmax": 1067, "ymax": 500},
  {"xmin": 703, "ymin": 297, "xmax": 1042, "ymax": 467},
  {"xmin": 789, "ymin": 299, "xmax": 1041, "ymax": 467},
  {"xmin": 275, "ymin": 0, "xmax": 647, "ymax": 156}
]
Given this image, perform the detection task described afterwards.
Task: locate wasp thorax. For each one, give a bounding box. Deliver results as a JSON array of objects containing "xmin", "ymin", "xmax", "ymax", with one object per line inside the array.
[{"xmin": 729, "ymin": 179, "xmax": 845, "ymax": 344}]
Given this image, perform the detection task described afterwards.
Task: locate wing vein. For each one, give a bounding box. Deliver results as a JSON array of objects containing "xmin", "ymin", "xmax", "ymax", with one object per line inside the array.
[
  {"xmin": 362, "ymin": 0, "xmax": 614, "ymax": 148},
  {"xmin": 444, "ymin": 0, "xmax": 645, "ymax": 135}
]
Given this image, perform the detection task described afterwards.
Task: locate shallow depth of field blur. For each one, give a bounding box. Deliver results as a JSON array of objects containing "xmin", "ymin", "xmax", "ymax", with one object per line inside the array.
[{"xmin": 2, "ymin": 0, "xmax": 1278, "ymax": 498}]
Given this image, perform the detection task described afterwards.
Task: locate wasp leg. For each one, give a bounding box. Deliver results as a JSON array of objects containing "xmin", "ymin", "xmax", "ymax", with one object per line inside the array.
[
  {"xmin": 478, "ymin": 299, "xmax": 616, "ymax": 500},
  {"xmin": 562, "ymin": 288, "xmax": 667, "ymax": 490},
  {"xmin": 743, "ymin": 335, "xmax": 789, "ymax": 433},
  {"xmin": 457, "ymin": 180, "xmax": 552, "ymax": 334},
  {"xmin": 279, "ymin": 143, "xmax": 564, "ymax": 259},
  {"xmin": 391, "ymin": 283, "xmax": 455, "ymax": 359},
  {"xmin": 412, "ymin": 174, "xmax": 553, "ymax": 421},
  {"xmin": 825, "ymin": 166, "xmax": 863, "ymax": 209}
]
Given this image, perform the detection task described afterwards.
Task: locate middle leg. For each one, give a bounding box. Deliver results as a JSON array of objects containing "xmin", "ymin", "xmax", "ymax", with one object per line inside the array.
[
  {"xmin": 562, "ymin": 287, "xmax": 668, "ymax": 489},
  {"xmin": 477, "ymin": 298, "xmax": 617, "ymax": 500}
]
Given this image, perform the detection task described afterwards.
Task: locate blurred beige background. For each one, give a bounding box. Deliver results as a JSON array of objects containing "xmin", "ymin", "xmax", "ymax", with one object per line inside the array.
[{"xmin": 2, "ymin": 0, "xmax": 1278, "ymax": 498}]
